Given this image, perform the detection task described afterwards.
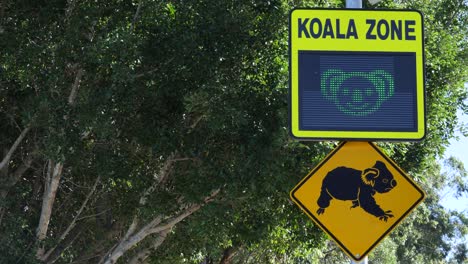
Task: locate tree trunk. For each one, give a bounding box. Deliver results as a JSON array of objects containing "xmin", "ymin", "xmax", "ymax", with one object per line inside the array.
[
  {"xmin": 0, "ymin": 125, "xmax": 31, "ymax": 171},
  {"xmin": 219, "ymin": 247, "xmax": 237, "ymax": 264},
  {"xmin": 36, "ymin": 160, "xmax": 64, "ymax": 258},
  {"xmin": 67, "ymin": 67, "xmax": 84, "ymax": 105},
  {"xmin": 41, "ymin": 175, "xmax": 101, "ymax": 262},
  {"xmin": 128, "ymin": 228, "xmax": 170, "ymax": 264},
  {"xmin": 100, "ymin": 189, "xmax": 220, "ymax": 264}
]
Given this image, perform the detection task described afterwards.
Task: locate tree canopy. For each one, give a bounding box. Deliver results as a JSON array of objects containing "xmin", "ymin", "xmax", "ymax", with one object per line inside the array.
[{"xmin": 0, "ymin": 0, "xmax": 466, "ymax": 263}]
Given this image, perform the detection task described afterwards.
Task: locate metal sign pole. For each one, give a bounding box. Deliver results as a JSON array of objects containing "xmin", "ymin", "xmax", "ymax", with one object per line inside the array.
[
  {"xmin": 351, "ymin": 257, "xmax": 369, "ymax": 264},
  {"xmin": 345, "ymin": 1, "xmax": 369, "ymax": 264},
  {"xmin": 346, "ymin": 0, "xmax": 368, "ymax": 256},
  {"xmin": 346, "ymin": 0, "xmax": 362, "ymax": 8},
  {"xmin": 349, "ymin": 1, "xmax": 366, "ymax": 263}
]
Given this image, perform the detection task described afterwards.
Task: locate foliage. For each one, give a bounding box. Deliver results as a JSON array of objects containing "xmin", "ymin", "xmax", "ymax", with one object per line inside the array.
[{"xmin": 0, "ymin": 0, "xmax": 466, "ymax": 263}]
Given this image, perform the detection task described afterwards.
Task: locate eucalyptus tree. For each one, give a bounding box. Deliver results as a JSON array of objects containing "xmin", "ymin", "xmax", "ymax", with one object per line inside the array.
[{"xmin": 0, "ymin": 0, "xmax": 324, "ymax": 263}]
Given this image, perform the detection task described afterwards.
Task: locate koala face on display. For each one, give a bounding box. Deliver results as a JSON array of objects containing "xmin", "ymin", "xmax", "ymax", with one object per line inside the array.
[
  {"xmin": 371, "ymin": 161, "xmax": 397, "ymax": 193},
  {"xmin": 321, "ymin": 69, "xmax": 394, "ymax": 116}
]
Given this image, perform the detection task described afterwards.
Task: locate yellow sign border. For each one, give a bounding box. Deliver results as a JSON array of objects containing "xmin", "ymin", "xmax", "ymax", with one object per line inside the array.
[
  {"xmin": 289, "ymin": 9, "xmax": 425, "ymax": 140},
  {"xmin": 290, "ymin": 141, "xmax": 426, "ymax": 261}
]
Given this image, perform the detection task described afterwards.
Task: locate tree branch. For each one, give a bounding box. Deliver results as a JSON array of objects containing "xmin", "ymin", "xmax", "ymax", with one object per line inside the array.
[
  {"xmin": 128, "ymin": 229, "xmax": 170, "ymax": 264},
  {"xmin": 36, "ymin": 160, "xmax": 64, "ymax": 258},
  {"xmin": 148, "ymin": 189, "xmax": 220, "ymax": 235},
  {"xmin": 44, "ymin": 227, "xmax": 83, "ymax": 264},
  {"xmin": 189, "ymin": 115, "xmax": 204, "ymax": 130},
  {"xmin": 122, "ymin": 215, "xmax": 140, "ymax": 244},
  {"xmin": 0, "ymin": 125, "xmax": 31, "ymax": 171},
  {"xmin": 11, "ymin": 155, "xmax": 35, "ymax": 183},
  {"xmin": 139, "ymin": 152, "xmax": 177, "ymax": 206},
  {"xmin": 68, "ymin": 67, "xmax": 84, "ymax": 106},
  {"xmin": 219, "ymin": 246, "xmax": 238, "ymax": 264},
  {"xmin": 1, "ymin": 154, "xmax": 34, "ymax": 192},
  {"xmin": 130, "ymin": 0, "xmax": 143, "ymax": 31},
  {"xmin": 75, "ymin": 209, "xmax": 110, "ymax": 222},
  {"xmin": 41, "ymin": 175, "xmax": 101, "ymax": 261},
  {"xmin": 0, "ymin": 155, "xmax": 34, "ymax": 226},
  {"xmin": 147, "ymin": 204, "xmax": 202, "ymax": 235},
  {"xmin": 100, "ymin": 188, "xmax": 220, "ymax": 264}
]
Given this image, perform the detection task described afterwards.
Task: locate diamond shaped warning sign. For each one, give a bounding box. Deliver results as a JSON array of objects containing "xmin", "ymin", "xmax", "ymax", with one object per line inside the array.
[{"xmin": 290, "ymin": 141, "xmax": 425, "ymax": 261}]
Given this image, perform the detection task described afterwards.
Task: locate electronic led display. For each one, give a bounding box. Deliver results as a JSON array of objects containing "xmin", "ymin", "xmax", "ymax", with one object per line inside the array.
[{"xmin": 298, "ymin": 51, "xmax": 417, "ymax": 132}]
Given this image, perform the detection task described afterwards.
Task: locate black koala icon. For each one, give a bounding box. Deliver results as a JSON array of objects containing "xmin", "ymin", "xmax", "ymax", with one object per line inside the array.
[{"xmin": 316, "ymin": 161, "xmax": 397, "ymax": 222}]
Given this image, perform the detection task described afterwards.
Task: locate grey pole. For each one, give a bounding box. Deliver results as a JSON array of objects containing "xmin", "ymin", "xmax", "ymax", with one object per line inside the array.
[
  {"xmin": 350, "ymin": 256, "xmax": 368, "ymax": 264},
  {"xmin": 346, "ymin": 0, "xmax": 363, "ymax": 8},
  {"xmin": 343, "ymin": 0, "xmax": 376, "ymax": 262},
  {"xmin": 344, "ymin": 0, "xmax": 368, "ymax": 263},
  {"xmin": 346, "ymin": 0, "xmax": 384, "ymax": 262}
]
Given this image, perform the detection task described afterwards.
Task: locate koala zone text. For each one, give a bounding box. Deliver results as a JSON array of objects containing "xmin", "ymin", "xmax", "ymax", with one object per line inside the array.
[{"xmin": 297, "ymin": 18, "xmax": 417, "ymax": 41}]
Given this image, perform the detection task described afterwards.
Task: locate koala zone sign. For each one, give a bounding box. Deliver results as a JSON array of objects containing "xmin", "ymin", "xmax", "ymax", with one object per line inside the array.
[
  {"xmin": 289, "ymin": 9, "xmax": 425, "ymax": 140},
  {"xmin": 290, "ymin": 141, "xmax": 425, "ymax": 261}
]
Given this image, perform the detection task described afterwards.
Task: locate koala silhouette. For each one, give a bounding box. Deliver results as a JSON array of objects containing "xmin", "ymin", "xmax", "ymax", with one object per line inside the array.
[
  {"xmin": 321, "ymin": 69, "xmax": 394, "ymax": 116},
  {"xmin": 316, "ymin": 161, "xmax": 397, "ymax": 221}
]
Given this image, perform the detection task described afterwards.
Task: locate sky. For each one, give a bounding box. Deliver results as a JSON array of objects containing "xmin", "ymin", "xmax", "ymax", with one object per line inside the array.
[
  {"xmin": 439, "ymin": 97, "xmax": 467, "ymax": 262},
  {"xmin": 440, "ymin": 87, "xmax": 468, "ymax": 214},
  {"xmin": 440, "ymin": 122, "xmax": 468, "ymax": 213}
]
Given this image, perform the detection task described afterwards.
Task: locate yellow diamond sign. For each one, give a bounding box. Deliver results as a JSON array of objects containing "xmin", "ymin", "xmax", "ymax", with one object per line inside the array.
[{"xmin": 290, "ymin": 141, "xmax": 425, "ymax": 261}]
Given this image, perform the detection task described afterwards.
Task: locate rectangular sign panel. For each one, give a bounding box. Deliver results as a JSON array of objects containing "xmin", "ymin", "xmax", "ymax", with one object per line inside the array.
[{"xmin": 289, "ymin": 9, "xmax": 425, "ymax": 140}]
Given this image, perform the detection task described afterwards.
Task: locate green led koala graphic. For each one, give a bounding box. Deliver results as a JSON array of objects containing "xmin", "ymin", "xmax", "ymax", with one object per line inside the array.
[{"xmin": 321, "ymin": 69, "xmax": 394, "ymax": 116}]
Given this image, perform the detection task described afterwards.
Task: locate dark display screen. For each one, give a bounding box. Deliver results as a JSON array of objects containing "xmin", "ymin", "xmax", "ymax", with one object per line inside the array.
[{"xmin": 298, "ymin": 51, "xmax": 417, "ymax": 132}]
